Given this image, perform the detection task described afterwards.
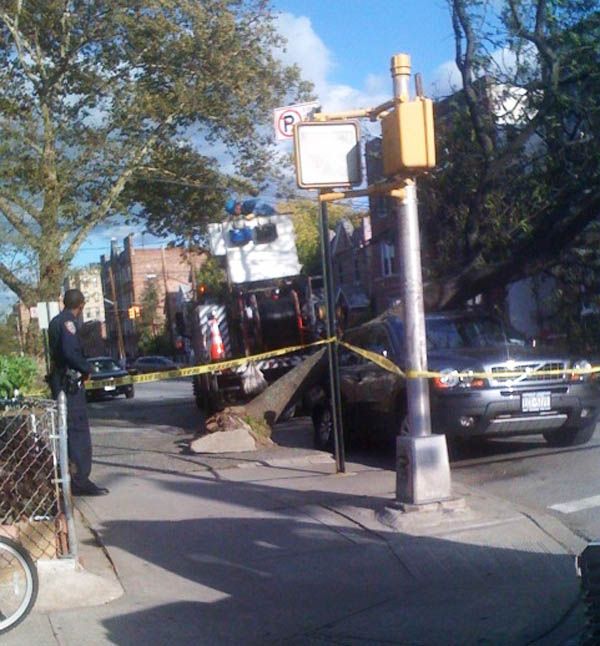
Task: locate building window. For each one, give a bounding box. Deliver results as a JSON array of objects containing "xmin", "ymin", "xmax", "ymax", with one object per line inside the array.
[
  {"xmin": 381, "ymin": 242, "xmax": 396, "ymax": 277},
  {"xmin": 353, "ymin": 255, "xmax": 360, "ymax": 283}
]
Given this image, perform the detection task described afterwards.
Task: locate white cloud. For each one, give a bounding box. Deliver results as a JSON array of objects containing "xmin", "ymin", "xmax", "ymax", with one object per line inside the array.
[
  {"xmin": 274, "ymin": 13, "xmax": 388, "ymax": 114},
  {"xmin": 429, "ymin": 59, "xmax": 462, "ymax": 98}
]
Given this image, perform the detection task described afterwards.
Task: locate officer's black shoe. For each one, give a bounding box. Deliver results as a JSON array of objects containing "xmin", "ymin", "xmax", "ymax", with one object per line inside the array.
[{"xmin": 71, "ymin": 481, "xmax": 109, "ymax": 496}]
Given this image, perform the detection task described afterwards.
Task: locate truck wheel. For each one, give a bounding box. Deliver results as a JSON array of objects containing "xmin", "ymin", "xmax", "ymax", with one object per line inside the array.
[
  {"xmin": 125, "ymin": 386, "xmax": 135, "ymax": 399},
  {"xmin": 194, "ymin": 374, "xmax": 223, "ymax": 413},
  {"xmin": 312, "ymin": 404, "xmax": 334, "ymax": 451},
  {"xmin": 543, "ymin": 420, "xmax": 597, "ymax": 447}
]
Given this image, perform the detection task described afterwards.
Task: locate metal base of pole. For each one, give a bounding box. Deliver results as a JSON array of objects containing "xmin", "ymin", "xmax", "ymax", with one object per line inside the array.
[{"xmin": 395, "ymin": 434, "xmax": 452, "ymax": 505}]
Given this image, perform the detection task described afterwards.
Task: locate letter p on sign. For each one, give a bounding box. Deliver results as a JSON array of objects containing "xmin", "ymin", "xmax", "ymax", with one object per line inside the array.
[{"xmin": 273, "ymin": 101, "xmax": 320, "ymax": 142}]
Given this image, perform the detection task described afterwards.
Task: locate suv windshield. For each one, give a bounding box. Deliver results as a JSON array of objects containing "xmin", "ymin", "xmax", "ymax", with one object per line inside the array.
[
  {"xmin": 91, "ymin": 359, "xmax": 120, "ymax": 372},
  {"xmin": 426, "ymin": 316, "xmax": 526, "ymax": 350}
]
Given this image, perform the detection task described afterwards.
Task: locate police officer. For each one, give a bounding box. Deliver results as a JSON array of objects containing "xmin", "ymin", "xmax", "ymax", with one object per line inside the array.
[{"xmin": 48, "ymin": 289, "xmax": 109, "ymax": 496}]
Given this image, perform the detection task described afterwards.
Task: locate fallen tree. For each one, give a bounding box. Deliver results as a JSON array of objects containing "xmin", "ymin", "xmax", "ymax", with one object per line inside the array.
[{"xmin": 190, "ymin": 348, "xmax": 327, "ymax": 451}]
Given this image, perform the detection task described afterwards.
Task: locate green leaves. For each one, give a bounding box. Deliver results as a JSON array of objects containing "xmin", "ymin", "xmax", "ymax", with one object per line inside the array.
[
  {"xmin": 0, "ymin": 0, "xmax": 311, "ymax": 302},
  {"xmin": 0, "ymin": 355, "xmax": 39, "ymax": 398},
  {"xmin": 421, "ymin": 1, "xmax": 600, "ymax": 308}
]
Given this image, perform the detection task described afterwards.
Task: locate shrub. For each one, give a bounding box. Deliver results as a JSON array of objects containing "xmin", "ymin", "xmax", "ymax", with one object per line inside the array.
[{"xmin": 0, "ymin": 355, "xmax": 39, "ymax": 398}]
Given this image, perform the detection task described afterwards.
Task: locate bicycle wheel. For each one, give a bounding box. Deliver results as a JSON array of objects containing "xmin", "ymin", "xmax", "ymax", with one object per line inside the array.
[{"xmin": 0, "ymin": 537, "xmax": 38, "ymax": 634}]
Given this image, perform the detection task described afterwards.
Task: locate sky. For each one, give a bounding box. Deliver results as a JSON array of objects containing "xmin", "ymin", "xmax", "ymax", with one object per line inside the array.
[
  {"xmin": 1, "ymin": 1, "xmax": 461, "ymax": 313},
  {"xmin": 74, "ymin": 1, "xmax": 460, "ymax": 264}
]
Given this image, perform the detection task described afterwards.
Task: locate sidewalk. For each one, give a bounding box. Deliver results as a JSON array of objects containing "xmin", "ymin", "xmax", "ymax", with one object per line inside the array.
[{"xmin": 4, "ymin": 419, "xmax": 588, "ymax": 645}]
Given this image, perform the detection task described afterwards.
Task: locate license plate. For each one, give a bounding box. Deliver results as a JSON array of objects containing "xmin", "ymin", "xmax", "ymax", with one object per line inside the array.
[
  {"xmin": 521, "ymin": 391, "xmax": 551, "ymax": 412},
  {"xmin": 104, "ymin": 385, "xmax": 116, "ymax": 392}
]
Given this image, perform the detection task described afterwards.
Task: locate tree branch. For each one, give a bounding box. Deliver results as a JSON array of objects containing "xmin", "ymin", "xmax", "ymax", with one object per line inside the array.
[
  {"xmin": 63, "ymin": 114, "xmax": 178, "ymax": 264},
  {"xmin": 0, "ymin": 192, "xmax": 42, "ymax": 227},
  {"xmin": 0, "ymin": 260, "xmax": 34, "ymax": 305},
  {"xmin": 0, "ymin": 196, "xmax": 40, "ymax": 248},
  {"xmin": 429, "ymin": 187, "xmax": 600, "ymax": 309},
  {"xmin": 0, "ymin": 5, "xmax": 41, "ymax": 86}
]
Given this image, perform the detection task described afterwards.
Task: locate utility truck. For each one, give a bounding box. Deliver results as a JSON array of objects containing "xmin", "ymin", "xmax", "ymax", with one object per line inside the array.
[{"xmin": 189, "ymin": 204, "xmax": 323, "ymax": 413}]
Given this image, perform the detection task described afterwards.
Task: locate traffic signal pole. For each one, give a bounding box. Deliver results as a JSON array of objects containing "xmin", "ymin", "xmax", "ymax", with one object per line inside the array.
[{"xmin": 390, "ymin": 54, "xmax": 452, "ymax": 507}]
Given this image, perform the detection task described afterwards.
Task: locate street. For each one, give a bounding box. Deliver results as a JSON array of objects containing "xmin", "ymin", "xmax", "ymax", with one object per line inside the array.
[
  {"xmin": 4, "ymin": 376, "xmax": 593, "ymax": 645},
  {"xmin": 88, "ymin": 379, "xmax": 600, "ymax": 544}
]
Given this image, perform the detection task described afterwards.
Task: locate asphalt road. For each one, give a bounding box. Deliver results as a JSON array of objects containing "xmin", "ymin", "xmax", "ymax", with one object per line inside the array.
[
  {"xmin": 87, "ymin": 379, "xmax": 600, "ymax": 544},
  {"xmin": 87, "ymin": 378, "xmax": 202, "ymax": 433}
]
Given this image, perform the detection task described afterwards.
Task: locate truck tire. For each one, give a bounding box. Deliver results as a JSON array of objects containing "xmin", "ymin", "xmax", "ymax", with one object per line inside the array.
[
  {"xmin": 312, "ymin": 404, "xmax": 334, "ymax": 451},
  {"xmin": 543, "ymin": 420, "xmax": 597, "ymax": 447},
  {"xmin": 194, "ymin": 374, "xmax": 223, "ymax": 414}
]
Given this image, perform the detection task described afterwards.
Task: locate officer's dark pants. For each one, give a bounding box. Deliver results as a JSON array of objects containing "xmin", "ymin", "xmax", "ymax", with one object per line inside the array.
[
  {"xmin": 65, "ymin": 388, "xmax": 93, "ymax": 487},
  {"xmin": 51, "ymin": 376, "xmax": 93, "ymax": 488}
]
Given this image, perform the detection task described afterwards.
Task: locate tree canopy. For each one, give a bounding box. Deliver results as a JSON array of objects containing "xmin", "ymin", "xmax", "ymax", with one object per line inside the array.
[
  {"xmin": 0, "ymin": 0, "xmax": 311, "ymax": 305},
  {"xmin": 278, "ymin": 199, "xmax": 364, "ymax": 275},
  {"xmin": 418, "ymin": 0, "xmax": 600, "ymax": 309}
]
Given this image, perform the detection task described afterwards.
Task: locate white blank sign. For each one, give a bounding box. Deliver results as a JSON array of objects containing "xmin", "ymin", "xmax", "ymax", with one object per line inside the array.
[{"xmin": 294, "ymin": 121, "xmax": 362, "ymax": 189}]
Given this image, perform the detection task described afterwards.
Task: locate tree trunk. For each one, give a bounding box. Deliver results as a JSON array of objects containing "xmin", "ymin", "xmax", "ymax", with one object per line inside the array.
[
  {"xmin": 36, "ymin": 249, "xmax": 65, "ymax": 305},
  {"xmin": 239, "ymin": 348, "xmax": 328, "ymax": 426}
]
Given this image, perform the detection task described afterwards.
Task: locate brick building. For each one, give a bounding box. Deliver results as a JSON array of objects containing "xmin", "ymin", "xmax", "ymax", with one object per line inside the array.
[
  {"xmin": 64, "ymin": 265, "xmax": 106, "ymax": 325},
  {"xmin": 100, "ymin": 235, "xmax": 207, "ymax": 359},
  {"xmin": 64, "ymin": 265, "xmax": 107, "ymax": 356}
]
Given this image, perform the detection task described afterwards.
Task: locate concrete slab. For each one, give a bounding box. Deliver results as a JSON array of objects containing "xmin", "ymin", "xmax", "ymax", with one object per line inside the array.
[
  {"xmin": 36, "ymin": 558, "xmax": 123, "ymax": 612},
  {"xmin": 190, "ymin": 429, "xmax": 257, "ymax": 453}
]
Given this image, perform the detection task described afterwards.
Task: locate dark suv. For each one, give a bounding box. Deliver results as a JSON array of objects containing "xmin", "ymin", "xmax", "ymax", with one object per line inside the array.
[{"xmin": 311, "ymin": 310, "xmax": 599, "ymax": 450}]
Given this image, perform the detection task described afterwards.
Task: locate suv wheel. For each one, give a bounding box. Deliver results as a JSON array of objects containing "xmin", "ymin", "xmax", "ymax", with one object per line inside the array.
[{"xmin": 543, "ymin": 420, "xmax": 597, "ymax": 447}]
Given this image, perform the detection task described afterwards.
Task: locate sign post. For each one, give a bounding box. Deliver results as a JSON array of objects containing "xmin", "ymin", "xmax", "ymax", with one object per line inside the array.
[{"xmin": 37, "ymin": 301, "xmax": 60, "ymax": 375}]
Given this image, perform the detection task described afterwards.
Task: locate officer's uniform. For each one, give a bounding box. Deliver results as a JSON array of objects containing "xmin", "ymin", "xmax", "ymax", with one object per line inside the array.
[{"xmin": 48, "ymin": 309, "xmax": 93, "ymax": 490}]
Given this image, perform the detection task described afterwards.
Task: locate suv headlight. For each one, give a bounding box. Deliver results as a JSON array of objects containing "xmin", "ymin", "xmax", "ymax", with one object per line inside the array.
[
  {"xmin": 570, "ymin": 360, "xmax": 593, "ymax": 382},
  {"xmin": 433, "ymin": 368, "xmax": 486, "ymax": 390}
]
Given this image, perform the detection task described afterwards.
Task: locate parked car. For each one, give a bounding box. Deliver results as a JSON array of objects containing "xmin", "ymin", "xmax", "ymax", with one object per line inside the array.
[
  {"xmin": 86, "ymin": 357, "xmax": 134, "ymax": 401},
  {"xmin": 131, "ymin": 356, "xmax": 181, "ymax": 374},
  {"xmin": 311, "ymin": 310, "xmax": 600, "ymax": 450}
]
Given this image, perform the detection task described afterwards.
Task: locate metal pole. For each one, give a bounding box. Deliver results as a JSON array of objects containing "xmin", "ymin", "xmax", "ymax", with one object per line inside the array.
[
  {"xmin": 57, "ymin": 391, "xmax": 78, "ymax": 559},
  {"xmin": 396, "ymin": 181, "xmax": 431, "ymax": 437},
  {"xmin": 318, "ymin": 197, "xmax": 346, "ymax": 473},
  {"xmin": 391, "ymin": 54, "xmax": 431, "ymax": 438},
  {"xmin": 390, "ymin": 54, "xmax": 451, "ymax": 505}
]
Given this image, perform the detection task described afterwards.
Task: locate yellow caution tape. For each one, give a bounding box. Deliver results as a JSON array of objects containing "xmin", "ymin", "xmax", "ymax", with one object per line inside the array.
[
  {"xmin": 338, "ymin": 341, "xmax": 600, "ymax": 381},
  {"xmin": 338, "ymin": 341, "xmax": 405, "ymax": 376},
  {"xmin": 85, "ymin": 338, "xmax": 335, "ymax": 391},
  {"xmin": 85, "ymin": 334, "xmax": 600, "ymax": 391}
]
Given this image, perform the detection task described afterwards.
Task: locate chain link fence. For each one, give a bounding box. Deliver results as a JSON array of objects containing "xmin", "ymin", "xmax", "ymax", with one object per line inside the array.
[{"xmin": 0, "ymin": 396, "xmax": 76, "ymax": 561}]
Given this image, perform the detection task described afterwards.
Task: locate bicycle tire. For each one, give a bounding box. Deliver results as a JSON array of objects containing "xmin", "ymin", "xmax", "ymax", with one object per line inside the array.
[{"xmin": 0, "ymin": 537, "xmax": 38, "ymax": 634}]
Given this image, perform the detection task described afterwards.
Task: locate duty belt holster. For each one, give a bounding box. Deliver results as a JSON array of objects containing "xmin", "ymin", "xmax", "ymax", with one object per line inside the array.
[{"xmin": 63, "ymin": 369, "xmax": 83, "ymax": 395}]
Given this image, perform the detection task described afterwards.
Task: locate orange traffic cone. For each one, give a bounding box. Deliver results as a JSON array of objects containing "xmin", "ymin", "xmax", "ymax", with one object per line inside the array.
[{"xmin": 209, "ymin": 316, "xmax": 225, "ymax": 361}]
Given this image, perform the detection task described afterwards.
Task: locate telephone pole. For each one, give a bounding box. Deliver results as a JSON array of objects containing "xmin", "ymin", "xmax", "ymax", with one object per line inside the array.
[{"xmin": 107, "ymin": 265, "xmax": 126, "ymax": 363}]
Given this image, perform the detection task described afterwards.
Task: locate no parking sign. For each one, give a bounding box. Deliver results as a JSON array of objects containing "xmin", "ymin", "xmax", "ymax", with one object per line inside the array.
[{"xmin": 273, "ymin": 101, "xmax": 320, "ymax": 141}]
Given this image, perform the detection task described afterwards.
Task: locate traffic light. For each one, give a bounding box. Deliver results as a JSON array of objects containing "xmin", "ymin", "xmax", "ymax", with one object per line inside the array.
[{"xmin": 381, "ymin": 97, "xmax": 436, "ymax": 176}]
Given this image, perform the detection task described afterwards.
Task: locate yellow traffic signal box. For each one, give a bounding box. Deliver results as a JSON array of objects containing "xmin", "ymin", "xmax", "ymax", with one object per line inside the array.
[{"xmin": 381, "ymin": 97, "xmax": 436, "ymax": 176}]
